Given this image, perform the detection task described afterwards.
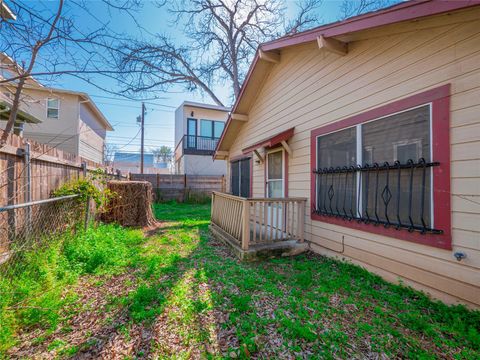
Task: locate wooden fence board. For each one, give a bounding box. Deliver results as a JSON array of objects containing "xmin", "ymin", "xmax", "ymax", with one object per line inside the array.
[
  {"xmin": 0, "ymin": 129, "xmax": 122, "ymax": 206},
  {"xmin": 129, "ymin": 173, "xmax": 226, "ymax": 202}
]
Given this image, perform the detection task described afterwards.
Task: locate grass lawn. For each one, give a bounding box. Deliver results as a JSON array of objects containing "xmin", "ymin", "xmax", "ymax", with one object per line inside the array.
[{"xmin": 3, "ymin": 202, "xmax": 479, "ymax": 359}]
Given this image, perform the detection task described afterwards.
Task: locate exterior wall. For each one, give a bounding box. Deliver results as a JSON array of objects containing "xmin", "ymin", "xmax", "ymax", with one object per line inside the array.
[
  {"xmin": 184, "ymin": 155, "xmax": 226, "ymax": 176},
  {"xmin": 175, "ymin": 103, "xmax": 229, "ymax": 175},
  {"xmin": 174, "ymin": 105, "xmax": 184, "ymax": 152},
  {"xmin": 226, "ymin": 11, "xmax": 480, "ymax": 307},
  {"xmin": 0, "ymin": 86, "xmax": 109, "ymax": 164},
  {"xmin": 79, "ymin": 102, "xmax": 106, "ymax": 164},
  {"xmin": 3, "ymin": 88, "xmax": 81, "ymax": 155}
]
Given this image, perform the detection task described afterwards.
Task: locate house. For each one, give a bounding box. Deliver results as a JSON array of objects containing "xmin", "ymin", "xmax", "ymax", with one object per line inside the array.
[
  {"xmin": 113, "ymin": 152, "xmax": 170, "ymax": 174},
  {"xmin": 213, "ymin": 0, "xmax": 480, "ymax": 308},
  {"xmin": 0, "ymin": 54, "xmax": 113, "ymax": 164},
  {"xmin": 174, "ymin": 101, "xmax": 230, "ymax": 175}
]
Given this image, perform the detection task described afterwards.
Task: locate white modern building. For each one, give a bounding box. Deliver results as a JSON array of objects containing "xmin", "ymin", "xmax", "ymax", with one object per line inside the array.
[{"xmin": 174, "ymin": 101, "xmax": 230, "ymax": 175}]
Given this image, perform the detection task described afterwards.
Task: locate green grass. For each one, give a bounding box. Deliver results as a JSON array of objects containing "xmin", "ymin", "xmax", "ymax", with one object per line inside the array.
[
  {"xmin": 2, "ymin": 202, "xmax": 479, "ymax": 359},
  {"xmin": 0, "ymin": 223, "xmax": 143, "ymax": 354}
]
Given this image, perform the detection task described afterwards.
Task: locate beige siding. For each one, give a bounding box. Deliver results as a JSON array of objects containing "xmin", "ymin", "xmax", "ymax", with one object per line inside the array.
[
  {"xmin": 226, "ymin": 11, "xmax": 480, "ymax": 307},
  {"xmin": 78, "ymin": 102, "xmax": 107, "ymax": 164}
]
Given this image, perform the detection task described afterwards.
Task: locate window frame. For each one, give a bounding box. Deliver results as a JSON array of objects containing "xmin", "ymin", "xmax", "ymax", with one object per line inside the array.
[
  {"xmin": 310, "ymin": 84, "xmax": 451, "ymax": 249},
  {"xmin": 200, "ymin": 119, "xmax": 225, "ymax": 139},
  {"xmin": 46, "ymin": 97, "xmax": 60, "ymax": 119}
]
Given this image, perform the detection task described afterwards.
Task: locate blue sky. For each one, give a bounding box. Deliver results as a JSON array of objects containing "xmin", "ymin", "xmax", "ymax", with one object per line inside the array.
[{"xmin": 34, "ymin": 1, "xmax": 347, "ymax": 153}]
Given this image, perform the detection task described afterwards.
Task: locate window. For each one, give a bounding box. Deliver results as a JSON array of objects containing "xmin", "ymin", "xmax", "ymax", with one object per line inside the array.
[
  {"xmin": 214, "ymin": 121, "xmax": 225, "ymax": 138},
  {"xmin": 266, "ymin": 149, "xmax": 284, "ymax": 198},
  {"xmin": 200, "ymin": 119, "xmax": 225, "ymax": 138},
  {"xmin": 231, "ymin": 158, "xmax": 251, "ymax": 197},
  {"xmin": 310, "ymin": 85, "xmax": 452, "ymax": 249},
  {"xmin": 47, "ymin": 98, "xmax": 59, "ymax": 118},
  {"xmin": 200, "ymin": 119, "xmax": 212, "ymax": 137}
]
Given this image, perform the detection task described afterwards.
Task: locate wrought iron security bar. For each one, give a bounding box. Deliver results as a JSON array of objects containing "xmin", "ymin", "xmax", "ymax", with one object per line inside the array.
[{"xmin": 313, "ymin": 158, "xmax": 443, "ymax": 235}]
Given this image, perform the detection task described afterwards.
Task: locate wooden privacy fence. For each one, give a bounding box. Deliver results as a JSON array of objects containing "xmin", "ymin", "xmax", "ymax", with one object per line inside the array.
[
  {"xmin": 0, "ymin": 129, "xmax": 122, "ymax": 207},
  {"xmin": 210, "ymin": 191, "xmax": 306, "ymax": 250},
  {"xmin": 130, "ymin": 174, "xmax": 226, "ymax": 202}
]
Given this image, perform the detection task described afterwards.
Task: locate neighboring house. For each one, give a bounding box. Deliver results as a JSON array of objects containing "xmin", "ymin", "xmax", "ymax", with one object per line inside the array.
[
  {"xmin": 113, "ymin": 152, "xmax": 170, "ymax": 174},
  {"xmin": 214, "ymin": 1, "xmax": 480, "ymax": 308},
  {"xmin": 174, "ymin": 101, "xmax": 230, "ymax": 175},
  {"xmin": 0, "ymin": 54, "xmax": 113, "ymax": 164}
]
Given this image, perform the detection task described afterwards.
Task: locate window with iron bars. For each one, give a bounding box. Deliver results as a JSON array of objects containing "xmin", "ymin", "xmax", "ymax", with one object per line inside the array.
[{"xmin": 313, "ymin": 104, "xmax": 443, "ymax": 235}]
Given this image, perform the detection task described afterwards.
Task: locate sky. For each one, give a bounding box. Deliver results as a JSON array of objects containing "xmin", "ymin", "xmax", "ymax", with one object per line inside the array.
[{"xmin": 25, "ymin": 1, "xmax": 347, "ymax": 154}]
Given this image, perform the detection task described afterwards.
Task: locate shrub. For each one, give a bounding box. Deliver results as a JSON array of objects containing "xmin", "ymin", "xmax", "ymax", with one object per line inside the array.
[{"xmin": 53, "ymin": 169, "xmax": 115, "ymax": 211}]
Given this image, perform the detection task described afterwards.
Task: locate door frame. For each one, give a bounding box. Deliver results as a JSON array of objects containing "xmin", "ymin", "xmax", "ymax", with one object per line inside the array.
[{"xmin": 265, "ymin": 147, "xmax": 286, "ymax": 198}]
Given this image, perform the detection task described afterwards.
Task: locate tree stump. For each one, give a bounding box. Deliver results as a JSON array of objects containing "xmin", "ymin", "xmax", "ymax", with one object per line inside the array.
[{"xmin": 102, "ymin": 180, "xmax": 155, "ymax": 227}]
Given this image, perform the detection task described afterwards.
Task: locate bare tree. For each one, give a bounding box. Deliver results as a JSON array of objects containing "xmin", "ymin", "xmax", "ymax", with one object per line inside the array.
[
  {"xmin": 339, "ymin": 0, "xmax": 400, "ymax": 20},
  {"xmin": 104, "ymin": 143, "xmax": 118, "ymax": 166},
  {"xmin": 0, "ymin": 0, "xmax": 138, "ymax": 144},
  {"xmin": 118, "ymin": 0, "xmax": 323, "ymax": 106},
  {"xmin": 151, "ymin": 146, "xmax": 173, "ymax": 164}
]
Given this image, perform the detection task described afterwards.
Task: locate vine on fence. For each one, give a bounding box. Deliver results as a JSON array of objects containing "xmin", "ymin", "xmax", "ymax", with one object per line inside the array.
[{"xmin": 53, "ymin": 169, "xmax": 115, "ymax": 212}]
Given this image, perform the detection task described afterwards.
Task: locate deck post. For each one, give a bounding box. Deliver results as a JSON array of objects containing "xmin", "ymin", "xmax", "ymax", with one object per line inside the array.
[
  {"xmin": 241, "ymin": 200, "xmax": 250, "ymax": 250},
  {"xmin": 211, "ymin": 192, "xmax": 215, "ymax": 224},
  {"xmin": 298, "ymin": 200, "xmax": 305, "ymax": 242}
]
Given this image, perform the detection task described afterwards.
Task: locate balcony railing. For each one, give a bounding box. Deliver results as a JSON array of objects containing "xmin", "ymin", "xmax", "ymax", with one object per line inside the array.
[
  {"xmin": 210, "ymin": 191, "xmax": 306, "ymax": 250},
  {"xmin": 181, "ymin": 135, "xmax": 220, "ymax": 155}
]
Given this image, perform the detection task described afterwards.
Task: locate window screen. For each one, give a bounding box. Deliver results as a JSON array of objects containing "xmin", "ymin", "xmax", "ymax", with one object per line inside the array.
[
  {"xmin": 231, "ymin": 161, "xmax": 240, "ymax": 196},
  {"xmin": 317, "ymin": 128, "xmax": 357, "ymax": 217},
  {"xmin": 231, "ymin": 158, "xmax": 251, "ymax": 197},
  {"xmin": 362, "ymin": 105, "xmax": 431, "ymax": 227},
  {"xmin": 314, "ymin": 104, "xmax": 437, "ymax": 234}
]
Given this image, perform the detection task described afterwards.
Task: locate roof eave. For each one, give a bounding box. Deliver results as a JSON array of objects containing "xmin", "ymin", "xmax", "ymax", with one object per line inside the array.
[{"xmin": 214, "ymin": 0, "xmax": 480, "ymax": 157}]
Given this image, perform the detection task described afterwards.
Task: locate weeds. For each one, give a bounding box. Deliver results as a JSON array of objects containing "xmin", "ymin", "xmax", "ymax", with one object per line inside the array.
[
  {"xmin": 0, "ymin": 224, "xmax": 143, "ymax": 354},
  {"xmin": 3, "ymin": 202, "xmax": 480, "ymax": 359}
]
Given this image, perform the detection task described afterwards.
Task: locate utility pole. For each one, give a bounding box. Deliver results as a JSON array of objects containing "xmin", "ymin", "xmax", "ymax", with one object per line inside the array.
[{"xmin": 140, "ymin": 102, "xmax": 145, "ymax": 174}]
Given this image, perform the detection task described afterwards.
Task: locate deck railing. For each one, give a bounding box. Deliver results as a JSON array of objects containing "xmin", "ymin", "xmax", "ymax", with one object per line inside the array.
[{"xmin": 211, "ymin": 192, "xmax": 306, "ymax": 250}]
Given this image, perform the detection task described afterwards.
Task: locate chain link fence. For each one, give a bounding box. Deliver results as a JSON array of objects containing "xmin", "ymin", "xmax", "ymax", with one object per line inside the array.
[{"xmin": 0, "ymin": 194, "xmax": 87, "ymax": 278}]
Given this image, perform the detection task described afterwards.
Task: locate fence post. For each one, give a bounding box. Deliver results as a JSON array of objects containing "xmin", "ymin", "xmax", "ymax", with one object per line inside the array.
[
  {"xmin": 211, "ymin": 192, "xmax": 215, "ymax": 223},
  {"xmin": 241, "ymin": 199, "xmax": 250, "ymax": 250},
  {"xmin": 24, "ymin": 142, "xmax": 32, "ymax": 236},
  {"xmin": 298, "ymin": 201, "xmax": 305, "ymax": 242},
  {"xmin": 84, "ymin": 196, "xmax": 91, "ymax": 231},
  {"xmin": 183, "ymin": 174, "xmax": 188, "ymax": 202},
  {"xmin": 81, "ymin": 161, "xmax": 87, "ymax": 178}
]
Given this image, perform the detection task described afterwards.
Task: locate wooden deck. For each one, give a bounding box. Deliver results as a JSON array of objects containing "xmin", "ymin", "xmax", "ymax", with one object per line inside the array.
[{"xmin": 210, "ymin": 192, "xmax": 307, "ymax": 260}]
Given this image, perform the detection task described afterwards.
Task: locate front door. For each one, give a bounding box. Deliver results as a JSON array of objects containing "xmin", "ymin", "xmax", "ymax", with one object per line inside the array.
[
  {"xmin": 266, "ymin": 149, "xmax": 285, "ymax": 233},
  {"xmin": 187, "ymin": 118, "xmax": 197, "ymax": 148},
  {"xmin": 266, "ymin": 149, "xmax": 284, "ymax": 198}
]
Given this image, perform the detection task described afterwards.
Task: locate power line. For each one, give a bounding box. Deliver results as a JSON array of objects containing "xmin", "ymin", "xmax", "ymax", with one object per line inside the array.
[
  {"xmin": 94, "ymin": 101, "xmax": 174, "ymax": 113},
  {"xmin": 89, "ymin": 94, "xmax": 177, "ymax": 109},
  {"xmin": 108, "ymin": 135, "xmax": 173, "ymax": 141}
]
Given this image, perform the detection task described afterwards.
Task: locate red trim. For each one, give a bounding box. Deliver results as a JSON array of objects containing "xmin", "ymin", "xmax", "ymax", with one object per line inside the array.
[
  {"xmin": 285, "ymin": 150, "xmax": 289, "ymax": 198},
  {"xmin": 242, "ymin": 127, "xmax": 295, "ymax": 154},
  {"xmin": 310, "ymin": 84, "xmax": 451, "ymax": 250},
  {"xmin": 264, "ymin": 146, "xmax": 288, "ymax": 198},
  {"xmin": 262, "ymin": 0, "xmax": 478, "ymax": 51},
  {"xmin": 215, "ymin": 1, "xmax": 478, "ymax": 158}
]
